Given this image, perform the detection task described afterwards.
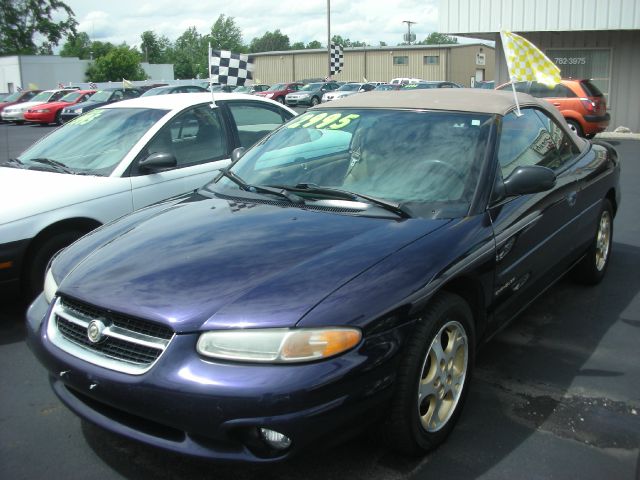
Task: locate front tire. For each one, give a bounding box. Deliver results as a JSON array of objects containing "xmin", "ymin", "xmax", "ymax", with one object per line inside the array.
[
  {"xmin": 387, "ymin": 292, "xmax": 475, "ymax": 455},
  {"xmin": 276, "ymin": 96, "xmax": 284, "ymax": 104},
  {"xmin": 572, "ymin": 199, "xmax": 613, "ymax": 285},
  {"xmin": 310, "ymin": 96, "xmax": 320, "ymax": 106}
]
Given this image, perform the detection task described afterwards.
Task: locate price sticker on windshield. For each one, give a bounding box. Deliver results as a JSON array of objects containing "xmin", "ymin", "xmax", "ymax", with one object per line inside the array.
[
  {"xmin": 69, "ymin": 109, "xmax": 105, "ymax": 126},
  {"xmin": 287, "ymin": 112, "xmax": 360, "ymax": 130}
]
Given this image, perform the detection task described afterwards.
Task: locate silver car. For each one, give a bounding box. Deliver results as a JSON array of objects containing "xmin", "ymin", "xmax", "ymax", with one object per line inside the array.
[{"xmin": 321, "ymin": 83, "xmax": 376, "ymax": 103}]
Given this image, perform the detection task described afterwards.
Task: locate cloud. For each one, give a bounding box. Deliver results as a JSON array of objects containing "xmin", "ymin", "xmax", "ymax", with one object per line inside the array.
[{"xmin": 67, "ymin": 0, "xmax": 442, "ymax": 47}]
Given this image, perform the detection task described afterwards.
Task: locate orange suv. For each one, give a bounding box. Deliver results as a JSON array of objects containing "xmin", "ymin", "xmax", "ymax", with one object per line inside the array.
[{"xmin": 496, "ymin": 79, "xmax": 609, "ymax": 137}]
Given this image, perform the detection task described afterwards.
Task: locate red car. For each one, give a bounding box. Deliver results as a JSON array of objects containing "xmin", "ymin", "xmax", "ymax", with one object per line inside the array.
[
  {"xmin": 24, "ymin": 89, "xmax": 96, "ymax": 125},
  {"xmin": 254, "ymin": 82, "xmax": 304, "ymax": 104},
  {"xmin": 0, "ymin": 89, "xmax": 42, "ymax": 120}
]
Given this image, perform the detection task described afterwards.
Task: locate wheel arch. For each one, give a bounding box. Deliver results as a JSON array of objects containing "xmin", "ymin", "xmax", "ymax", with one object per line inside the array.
[
  {"xmin": 605, "ymin": 188, "xmax": 618, "ymax": 217},
  {"xmin": 22, "ymin": 217, "xmax": 103, "ymax": 271},
  {"xmin": 436, "ymin": 275, "xmax": 487, "ymax": 345}
]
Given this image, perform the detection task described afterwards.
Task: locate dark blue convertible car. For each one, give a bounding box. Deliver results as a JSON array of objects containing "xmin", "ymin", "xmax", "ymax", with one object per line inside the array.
[{"xmin": 27, "ymin": 89, "xmax": 620, "ymax": 462}]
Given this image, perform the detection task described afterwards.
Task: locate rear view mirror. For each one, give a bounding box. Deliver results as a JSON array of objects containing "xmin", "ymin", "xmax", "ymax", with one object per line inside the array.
[
  {"xmin": 503, "ymin": 165, "xmax": 556, "ymax": 196},
  {"xmin": 231, "ymin": 147, "xmax": 246, "ymax": 164},
  {"xmin": 139, "ymin": 152, "xmax": 177, "ymax": 172}
]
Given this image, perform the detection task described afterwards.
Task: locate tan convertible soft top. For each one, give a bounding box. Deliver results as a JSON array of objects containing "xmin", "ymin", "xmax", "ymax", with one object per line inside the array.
[{"xmin": 314, "ymin": 88, "xmax": 589, "ymax": 150}]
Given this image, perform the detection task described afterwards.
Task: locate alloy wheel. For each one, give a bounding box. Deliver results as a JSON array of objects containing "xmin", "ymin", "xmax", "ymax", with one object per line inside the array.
[{"xmin": 595, "ymin": 210, "xmax": 611, "ymax": 271}]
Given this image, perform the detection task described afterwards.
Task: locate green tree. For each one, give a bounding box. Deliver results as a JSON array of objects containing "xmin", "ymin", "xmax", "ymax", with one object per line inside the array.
[
  {"xmin": 86, "ymin": 45, "xmax": 147, "ymax": 82},
  {"xmin": 90, "ymin": 40, "xmax": 116, "ymax": 59},
  {"xmin": 306, "ymin": 40, "xmax": 322, "ymax": 49},
  {"xmin": 379, "ymin": 41, "xmax": 387, "ymax": 46},
  {"xmin": 330, "ymin": 35, "xmax": 366, "ymax": 48},
  {"xmin": 209, "ymin": 14, "xmax": 245, "ymax": 52},
  {"xmin": 418, "ymin": 32, "xmax": 458, "ymax": 45},
  {"xmin": 249, "ymin": 29, "xmax": 289, "ymax": 53},
  {"xmin": 60, "ymin": 31, "xmax": 91, "ymax": 59},
  {"xmin": 171, "ymin": 26, "xmax": 207, "ymax": 79},
  {"xmin": 290, "ymin": 41, "xmax": 304, "ymax": 50},
  {"xmin": 0, "ymin": 0, "xmax": 77, "ymax": 55},
  {"xmin": 140, "ymin": 30, "xmax": 171, "ymax": 63}
]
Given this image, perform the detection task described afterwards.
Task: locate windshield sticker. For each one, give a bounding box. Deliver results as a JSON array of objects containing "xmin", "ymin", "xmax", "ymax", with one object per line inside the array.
[
  {"xmin": 287, "ymin": 112, "xmax": 360, "ymax": 130},
  {"xmin": 403, "ymin": 84, "xmax": 418, "ymax": 88},
  {"xmin": 69, "ymin": 109, "xmax": 105, "ymax": 126}
]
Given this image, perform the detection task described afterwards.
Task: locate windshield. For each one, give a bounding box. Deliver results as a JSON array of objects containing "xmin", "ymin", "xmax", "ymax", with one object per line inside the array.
[
  {"xmin": 338, "ymin": 84, "xmax": 361, "ymax": 91},
  {"xmin": 141, "ymin": 87, "xmax": 168, "ymax": 96},
  {"xmin": 60, "ymin": 92, "xmax": 83, "ymax": 102},
  {"xmin": 300, "ymin": 83, "xmax": 323, "ymax": 91},
  {"xmin": 18, "ymin": 107, "xmax": 169, "ymax": 175},
  {"xmin": 207, "ymin": 109, "xmax": 492, "ymax": 217},
  {"xmin": 88, "ymin": 90, "xmax": 113, "ymax": 102},
  {"xmin": 267, "ymin": 83, "xmax": 286, "ymax": 91},
  {"xmin": 233, "ymin": 86, "xmax": 250, "ymax": 93},
  {"xmin": 2, "ymin": 92, "xmax": 23, "ymax": 102},
  {"xmin": 31, "ymin": 91, "xmax": 54, "ymax": 102}
]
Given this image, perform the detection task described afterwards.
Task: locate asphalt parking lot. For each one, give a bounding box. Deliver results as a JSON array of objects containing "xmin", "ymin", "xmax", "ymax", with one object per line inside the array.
[{"xmin": 1, "ymin": 123, "xmax": 639, "ymax": 479}]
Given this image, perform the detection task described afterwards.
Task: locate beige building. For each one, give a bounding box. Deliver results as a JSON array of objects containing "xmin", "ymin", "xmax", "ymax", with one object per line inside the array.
[
  {"xmin": 252, "ymin": 43, "xmax": 494, "ymax": 87},
  {"xmin": 439, "ymin": 0, "xmax": 640, "ymax": 131}
]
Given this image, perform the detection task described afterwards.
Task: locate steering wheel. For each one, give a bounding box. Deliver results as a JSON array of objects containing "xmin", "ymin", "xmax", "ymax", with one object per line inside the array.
[{"xmin": 419, "ymin": 159, "xmax": 466, "ymax": 183}]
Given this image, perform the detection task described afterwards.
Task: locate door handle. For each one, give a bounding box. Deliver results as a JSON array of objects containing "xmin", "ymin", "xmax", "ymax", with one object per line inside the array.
[
  {"xmin": 552, "ymin": 102, "xmax": 561, "ymax": 106},
  {"xmin": 566, "ymin": 191, "xmax": 577, "ymax": 207}
]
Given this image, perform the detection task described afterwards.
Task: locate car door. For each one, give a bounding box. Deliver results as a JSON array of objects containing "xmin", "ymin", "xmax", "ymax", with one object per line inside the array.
[
  {"xmin": 488, "ymin": 107, "xmax": 585, "ymax": 331},
  {"xmin": 129, "ymin": 104, "xmax": 231, "ymax": 210}
]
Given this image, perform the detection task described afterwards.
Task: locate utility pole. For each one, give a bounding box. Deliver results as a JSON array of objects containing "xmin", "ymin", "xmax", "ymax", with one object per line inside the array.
[
  {"xmin": 402, "ymin": 20, "xmax": 417, "ymax": 45},
  {"xmin": 327, "ymin": 0, "xmax": 331, "ymax": 79}
]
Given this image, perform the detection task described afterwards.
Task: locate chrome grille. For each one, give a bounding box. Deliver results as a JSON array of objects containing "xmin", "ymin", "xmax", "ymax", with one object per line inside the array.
[{"xmin": 48, "ymin": 296, "xmax": 174, "ymax": 375}]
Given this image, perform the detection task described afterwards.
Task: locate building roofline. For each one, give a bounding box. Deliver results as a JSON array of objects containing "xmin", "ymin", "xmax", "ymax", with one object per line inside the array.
[{"xmin": 251, "ymin": 42, "xmax": 494, "ymax": 57}]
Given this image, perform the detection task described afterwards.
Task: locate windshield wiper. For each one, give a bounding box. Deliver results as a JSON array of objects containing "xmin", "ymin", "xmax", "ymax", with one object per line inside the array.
[
  {"xmin": 216, "ymin": 168, "xmax": 305, "ymax": 204},
  {"xmin": 1, "ymin": 158, "xmax": 26, "ymax": 168},
  {"xmin": 29, "ymin": 157, "xmax": 75, "ymax": 174},
  {"xmin": 286, "ymin": 183, "xmax": 411, "ymax": 218}
]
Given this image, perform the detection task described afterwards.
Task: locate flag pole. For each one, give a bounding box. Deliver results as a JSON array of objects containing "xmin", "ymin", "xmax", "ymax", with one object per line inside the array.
[
  {"xmin": 208, "ymin": 42, "xmax": 216, "ymax": 106},
  {"xmin": 510, "ymin": 77, "xmax": 522, "ymax": 116},
  {"xmin": 327, "ymin": 0, "xmax": 331, "ymax": 80}
]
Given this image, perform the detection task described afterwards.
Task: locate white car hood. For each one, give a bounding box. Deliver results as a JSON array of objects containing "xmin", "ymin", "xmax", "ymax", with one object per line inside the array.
[
  {"xmin": 0, "ymin": 167, "xmax": 129, "ymax": 225},
  {"xmin": 5, "ymin": 101, "xmax": 47, "ymax": 112}
]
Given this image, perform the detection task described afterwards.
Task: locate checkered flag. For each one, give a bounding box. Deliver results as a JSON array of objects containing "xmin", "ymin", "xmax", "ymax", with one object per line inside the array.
[
  {"xmin": 209, "ymin": 47, "xmax": 255, "ymax": 87},
  {"xmin": 88, "ymin": 82, "xmax": 98, "ymax": 89},
  {"xmin": 329, "ymin": 43, "xmax": 344, "ymax": 75}
]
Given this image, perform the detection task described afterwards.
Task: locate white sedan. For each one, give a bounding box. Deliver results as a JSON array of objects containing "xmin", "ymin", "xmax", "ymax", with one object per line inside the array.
[{"xmin": 0, "ymin": 92, "xmax": 295, "ymax": 298}]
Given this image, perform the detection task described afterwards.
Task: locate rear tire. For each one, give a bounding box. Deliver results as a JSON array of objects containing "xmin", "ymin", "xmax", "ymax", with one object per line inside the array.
[
  {"xmin": 23, "ymin": 230, "xmax": 85, "ymax": 301},
  {"xmin": 572, "ymin": 199, "xmax": 613, "ymax": 285},
  {"xmin": 386, "ymin": 292, "xmax": 475, "ymax": 456},
  {"xmin": 566, "ymin": 120, "xmax": 584, "ymax": 137}
]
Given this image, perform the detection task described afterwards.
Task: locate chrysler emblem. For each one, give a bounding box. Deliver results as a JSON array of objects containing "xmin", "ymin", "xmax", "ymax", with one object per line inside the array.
[{"xmin": 87, "ymin": 320, "xmax": 106, "ymax": 343}]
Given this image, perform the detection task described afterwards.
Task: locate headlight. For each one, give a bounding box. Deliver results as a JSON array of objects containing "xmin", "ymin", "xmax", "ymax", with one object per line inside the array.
[
  {"xmin": 43, "ymin": 268, "xmax": 58, "ymax": 304},
  {"xmin": 197, "ymin": 328, "xmax": 361, "ymax": 363},
  {"xmin": 75, "ymin": 108, "xmax": 83, "ymax": 114},
  {"xmin": 34, "ymin": 109, "xmax": 50, "ymax": 113},
  {"xmin": 298, "ymin": 93, "xmax": 309, "ymax": 98},
  {"xmin": 265, "ymin": 93, "xmax": 274, "ymax": 98}
]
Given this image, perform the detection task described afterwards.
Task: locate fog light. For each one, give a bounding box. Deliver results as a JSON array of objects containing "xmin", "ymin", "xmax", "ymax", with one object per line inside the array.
[{"xmin": 259, "ymin": 428, "xmax": 291, "ymax": 450}]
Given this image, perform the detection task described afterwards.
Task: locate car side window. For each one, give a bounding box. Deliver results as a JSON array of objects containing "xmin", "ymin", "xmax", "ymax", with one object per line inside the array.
[
  {"xmin": 143, "ymin": 104, "xmax": 227, "ymax": 169},
  {"xmin": 497, "ymin": 108, "xmax": 562, "ymax": 178},
  {"xmin": 112, "ymin": 91, "xmax": 123, "ymax": 101},
  {"xmin": 227, "ymin": 101, "xmax": 293, "ymax": 148},
  {"xmin": 534, "ymin": 110, "xmax": 580, "ymax": 168},
  {"xmin": 123, "ymin": 90, "xmax": 139, "ymax": 99}
]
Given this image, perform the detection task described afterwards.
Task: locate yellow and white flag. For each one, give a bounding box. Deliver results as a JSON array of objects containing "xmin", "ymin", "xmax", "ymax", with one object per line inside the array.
[
  {"xmin": 122, "ymin": 78, "xmax": 134, "ymax": 89},
  {"xmin": 500, "ymin": 31, "xmax": 560, "ymax": 87}
]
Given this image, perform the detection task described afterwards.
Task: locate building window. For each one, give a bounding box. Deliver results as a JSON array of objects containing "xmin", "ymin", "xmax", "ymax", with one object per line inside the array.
[
  {"xmin": 423, "ymin": 55, "xmax": 439, "ymax": 65},
  {"xmin": 393, "ymin": 56, "xmax": 409, "ymax": 66}
]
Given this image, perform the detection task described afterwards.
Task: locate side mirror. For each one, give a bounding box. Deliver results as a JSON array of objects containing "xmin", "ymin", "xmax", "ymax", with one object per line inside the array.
[
  {"xmin": 231, "ymin": 147, "xmax": 246, "ymax": 164},
  {"xmin": 139, "ymin": 152, "xmax": 177, "ymax": 172},
  {"xmin": 502, "ymin": 165, "xmax": 556, "ymax": 196}
]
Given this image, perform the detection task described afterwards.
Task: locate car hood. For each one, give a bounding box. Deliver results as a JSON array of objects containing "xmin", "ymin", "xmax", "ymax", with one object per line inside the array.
[
  {"xmin": 5, "ymin": 100, "xmax": 46, "ymax": 111},
  {"xmin": 57, "ymin": 193, "xmax": 449, "ymax": 333},
  {"xmin": 0, "ymin": 167, "xmax": 128, "ymax": 225}
]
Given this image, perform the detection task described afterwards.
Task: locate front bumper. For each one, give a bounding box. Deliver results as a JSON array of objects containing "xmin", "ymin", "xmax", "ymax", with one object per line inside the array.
[
  {"xmin": 1, "ymin": 110, "xmax": 25, "ymax": 121},
  {"xmin": 27, "ymin": 294, "xmax": 409, "ymax": 462},
  {"xmin": 24, "ymin": 111, "xmax": 55, "ymax": 124},
  {"xmin": 0, "ymin": 238, "xmax": 30, "ymax": 297},
  {"xmin": 60, "ymin": 111, "xmax": 80, "ymax": 123},
  {"xmin": 285, "ymin": 97, "xmax": 312, "ymax": 106}
]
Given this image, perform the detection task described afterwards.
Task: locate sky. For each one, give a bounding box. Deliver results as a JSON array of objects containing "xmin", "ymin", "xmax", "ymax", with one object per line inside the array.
[{"xmin": 61, "ymin": 0, "xmax": 446, "ymax": 49}]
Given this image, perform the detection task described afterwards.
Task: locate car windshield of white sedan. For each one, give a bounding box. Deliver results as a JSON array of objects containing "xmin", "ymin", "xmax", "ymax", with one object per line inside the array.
[
  {"xmin": 212, "ymin": 109, "xmax": 492, "ymax": 216},
  {"xmin": 18, "ymin": 108, "xmax": 169, "ymax": 175}
]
